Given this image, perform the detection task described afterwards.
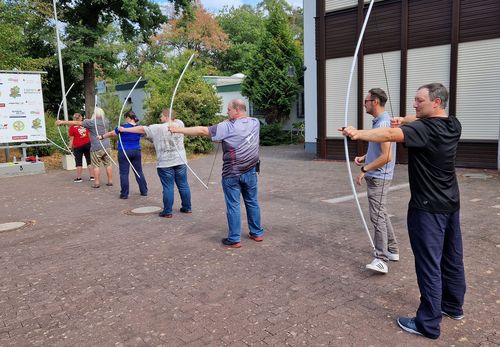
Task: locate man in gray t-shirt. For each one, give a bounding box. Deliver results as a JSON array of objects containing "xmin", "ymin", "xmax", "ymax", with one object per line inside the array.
[
  {"xmin": 56, "ymin": 107, "xmax": 113, "ymax": 188},
  {"xmin": 171, "ymin": 99, "xmax": 264, "ymax": 249}
]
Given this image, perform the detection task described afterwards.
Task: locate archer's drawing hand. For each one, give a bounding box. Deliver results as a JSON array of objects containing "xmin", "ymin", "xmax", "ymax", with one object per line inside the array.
[
  {"xmin": 391, "ymin": 117, "xmax": 404, "ymax": 128},
  {"xmin": 339, "ymin": 126, "xmax": 359, "ymax": 140}
]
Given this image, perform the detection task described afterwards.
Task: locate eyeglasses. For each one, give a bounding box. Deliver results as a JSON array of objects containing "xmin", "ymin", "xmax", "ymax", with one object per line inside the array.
[{"xmin": 364, "ymin": 99, "xmax": 376, "ymax": 103}]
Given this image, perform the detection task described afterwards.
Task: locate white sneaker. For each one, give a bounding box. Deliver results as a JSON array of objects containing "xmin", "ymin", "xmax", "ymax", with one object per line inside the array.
[
  {"xmin": 366, "ymin": 258, "xmax": 388, "ymax": 273},
  {"xmin": 386, "ymin": 252, "xmax": 400, "ymax": 261}
]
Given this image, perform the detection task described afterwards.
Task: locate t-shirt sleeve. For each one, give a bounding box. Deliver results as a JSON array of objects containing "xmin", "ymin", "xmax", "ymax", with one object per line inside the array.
[
  {"xmin": 143, "ymin": 125, "xmax": 154, "ymax": 138},
  {"xmin": 209, "ymin": 122, "xmax": 230, "ymax": 141},
  {"xmin": 81, "ymin": 119, "xmax": 91, "ymax": 129},
  {"xmin": 68, "ymin": 126, "xmax": 76, "ymax": 137},
  {"xmin": 401, "ymin": 121, "xmax": 429, "ymax": 148}
]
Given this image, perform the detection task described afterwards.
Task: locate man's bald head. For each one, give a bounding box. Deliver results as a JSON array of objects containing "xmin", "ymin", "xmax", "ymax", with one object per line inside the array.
[{"xmin": 229, "ymin": 99, "xmax": 247, "ymax": 112}]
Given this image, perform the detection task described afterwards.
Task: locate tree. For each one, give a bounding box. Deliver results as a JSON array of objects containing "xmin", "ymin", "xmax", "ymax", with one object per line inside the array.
[
  {"xmin": 0, "ymin": 0, "xmax": 84, "ymax": 115},
  {"xmin": 152, "ymin": 4, "xmax": 229, "ymax": 65},
  {"xmin": 241, "ymin": 0, "xmax": 303, "ymax": 123},
  {"xmin": 143, "ymin": 52, "xmax": 222, "ymax": 153},
  {"xmin": 215, "ymin": 5, "xmax": 265, "ymax": 75},
  {"xmin": 0, "ymin": 0, "xmax": 51, "ymax": 71},
  {"xmin": 54, "ymin": 0, "xmax": 177, "ymax": 117}
]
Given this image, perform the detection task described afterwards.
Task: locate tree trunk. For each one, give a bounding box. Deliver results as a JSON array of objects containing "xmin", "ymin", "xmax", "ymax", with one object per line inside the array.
[{"xmin": 83, "ymin": 61, "xmax": 95, "ymax": 119}]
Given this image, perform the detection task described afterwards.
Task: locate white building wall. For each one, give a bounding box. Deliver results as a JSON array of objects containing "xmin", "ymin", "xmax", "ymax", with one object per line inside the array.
[
  {"xmin": 363, "ymin": 51, "xmax": 401, "ymax": 128},
  {"xmin": 115, "ymin": 88, "xmax": 147, "ymax": 121},
  {"xmin": 456, "ymin": 38, "xmax": 500, "ymax": 140},
  {"xmin": 304, "ymin": 0, "xmax": 317, "ymax": 152},
  {"xmin": 325, "ymin": 0, "xmax": 357, "ymax": 12},
  {"xmin": 406, "ymin": 45, "xmax": 451, "ymax": 116},
  {"xmin": 326, "ymin": 57, "xmax": 357, "ymax": 138}
]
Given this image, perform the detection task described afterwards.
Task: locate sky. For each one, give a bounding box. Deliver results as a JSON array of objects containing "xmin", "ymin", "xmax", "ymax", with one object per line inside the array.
[{"xmin": 156, "ymin": 0, "xmax": 303, "ymax": 13}]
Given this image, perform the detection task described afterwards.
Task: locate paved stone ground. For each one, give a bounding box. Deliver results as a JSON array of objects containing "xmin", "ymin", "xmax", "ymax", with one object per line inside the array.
[{"xmin": 0, "ymin": 144, "xmax": 498, "ymax": 346}]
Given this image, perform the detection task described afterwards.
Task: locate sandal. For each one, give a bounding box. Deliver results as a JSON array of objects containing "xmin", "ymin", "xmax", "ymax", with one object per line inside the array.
[
  {"xmin": 92, "ymin": 184, "xmax": 100, "ymax": 188},
  {"xmin": 106, "ymin": 183, "xmax": 113, "ymax": 186}
]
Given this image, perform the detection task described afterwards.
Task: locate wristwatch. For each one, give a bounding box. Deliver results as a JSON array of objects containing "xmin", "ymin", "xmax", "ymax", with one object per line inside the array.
[{"xmin": 361, "ymin": 166, "xmax": 368, "ymax": 173}]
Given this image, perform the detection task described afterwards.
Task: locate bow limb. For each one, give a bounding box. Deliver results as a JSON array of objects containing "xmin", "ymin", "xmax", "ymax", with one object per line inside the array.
[
  {"xmin": 168, "ymin": 53, "xmax": 208, "ymax": 190},
  {"xmin": 93, "ymin": 96, "xmax": 119, "ymax": 169},
  {"xmin": 206, "ymin": 141, "xmax": 220, "ymax": 187},
  {"xmin": 343, "ymin": 0, "xmax": 375, "ymax": 250},
  {"xmin": 117, "ymin": 76, "xmax": 142, "ymax": 178},
  {"xmin": 56, "ymin": 83, "xmax": 76, "ymax": 154}
]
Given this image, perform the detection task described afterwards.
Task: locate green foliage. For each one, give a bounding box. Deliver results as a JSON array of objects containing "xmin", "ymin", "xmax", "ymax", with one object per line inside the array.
[
  {"xmin": 57, "ymin": 0, "xmax": 168, "ymax": 116},
  {"xmin": 0, "ymin": 0, "xmax": 52, "ymax": 71},
  {"xmin": 99, "ymin": 85, "xmax": 130, "ymax": 129},
  {"xmin": 215, "ymin": 5, "xmax": 265, "ymax": 74},
  {"xmin": 0, "ymin": 1, "xmax": 86, "ymax": 115},
  {"xmin": 241, "ymin": 0, "xmax": 303, "ymax": 124},
  {"xmin": 143, "ymin": 52, "xmax": 223, "ymax": 153},
  {"xmin": 259, "ymin": 122, "xmax": 288, "ymax": 146},
  {"xmin": 291, "ymin": 120, "xmax": 305, "ymax": 144}
]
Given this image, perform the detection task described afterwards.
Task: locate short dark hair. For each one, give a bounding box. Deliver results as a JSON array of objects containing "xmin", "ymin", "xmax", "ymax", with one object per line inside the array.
[
  {"xmin": 418, "ymin": 83, "xmax": 448, "ymax": 109},
  {"xmin": 368, "ymin": 88, "xmax": 388, "ymax": 107},
  {"xmin": 124, "ymin": 110, "xmax": 138, "ymax": 121}
]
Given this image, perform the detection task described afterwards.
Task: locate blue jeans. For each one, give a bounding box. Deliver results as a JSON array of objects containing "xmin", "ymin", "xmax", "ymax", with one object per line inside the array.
[
  {"xmin": 157, "ymin": 165, "xmax": 191, "ymax": 214},
  {"xmin": 118, "ymin": 149, "xmax": 148, "ymax": 198},
  {"xmin": 221, "ymin": 167, "xmax": 264, "ymax": 242}
]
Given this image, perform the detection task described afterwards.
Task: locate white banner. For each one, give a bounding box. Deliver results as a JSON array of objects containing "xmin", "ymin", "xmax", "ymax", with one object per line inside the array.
[{"xmin": 0, "ymin": 73, "xmax": 46, "ymax": 144}]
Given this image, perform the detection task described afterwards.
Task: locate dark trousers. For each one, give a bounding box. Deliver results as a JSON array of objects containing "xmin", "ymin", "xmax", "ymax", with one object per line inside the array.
[
  {"xmin": 118, "ymin": 150, "xmax": 148, "ymax": 198},
  {"xmin": 407, "ymin": 208, "xmax": 466, "ymax": 339}
]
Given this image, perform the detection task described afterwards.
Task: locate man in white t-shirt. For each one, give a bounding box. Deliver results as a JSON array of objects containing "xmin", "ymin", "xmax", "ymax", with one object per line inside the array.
[{"xmin": 119, "ymin": 109, "xmax": 191, "ymax": 218}]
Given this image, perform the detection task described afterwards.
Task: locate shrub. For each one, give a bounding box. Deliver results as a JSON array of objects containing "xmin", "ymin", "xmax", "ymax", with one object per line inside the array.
[{"xmin": 259, "ymin": 122, "xmax": 288, "ymax": 146}]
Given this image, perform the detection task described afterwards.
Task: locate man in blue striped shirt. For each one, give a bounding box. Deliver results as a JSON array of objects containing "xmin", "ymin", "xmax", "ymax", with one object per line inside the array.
[{"xmin": 354, "ymin": 88, "xmax": 398, "ymax": 274}]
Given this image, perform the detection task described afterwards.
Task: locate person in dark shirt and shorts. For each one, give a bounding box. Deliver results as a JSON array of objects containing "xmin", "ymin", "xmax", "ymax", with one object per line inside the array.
[{"xmin": 340, "ymin": 83, "xmax": 465, "ymax": 340}]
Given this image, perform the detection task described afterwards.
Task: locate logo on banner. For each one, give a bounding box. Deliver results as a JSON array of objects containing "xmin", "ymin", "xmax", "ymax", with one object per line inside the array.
[
  {"xmin": 12, "ymin": 135, "xmax": 28, "ymax": 140},
  {"xmin": 30, "ymin": 110, "xmax": 41, "ymax": 115},
  {"xmin": 12, "ymin": 120, "xmax": 25, "ymax": 131},
  {"xmin": 10, "ymin": 86, "xmax": 21, "ymax": 98},
  {"xmin": 0, "ymin": 123, "xmax": 8, "ymax": 130},
  {"xmin": 32, "ymin": 118, "xmax": 42, "ymax": 130}
]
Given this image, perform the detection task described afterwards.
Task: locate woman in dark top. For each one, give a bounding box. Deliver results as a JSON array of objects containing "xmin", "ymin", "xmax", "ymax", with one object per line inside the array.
[{"xmin": 99, "ymin": 111, "xmax": 148, "ymax": 199}]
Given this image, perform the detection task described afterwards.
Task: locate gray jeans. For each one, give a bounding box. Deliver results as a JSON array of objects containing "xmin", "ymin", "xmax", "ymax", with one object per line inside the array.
[{"xmin": 366, "ymin": 176, "xmax": 398, "ymax": 262}]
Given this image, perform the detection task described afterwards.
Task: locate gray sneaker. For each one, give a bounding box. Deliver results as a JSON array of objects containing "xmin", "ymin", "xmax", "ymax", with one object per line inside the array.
[{"xmin": 386, "ymin": 252, "xmax": 400, "ymax": 261}]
